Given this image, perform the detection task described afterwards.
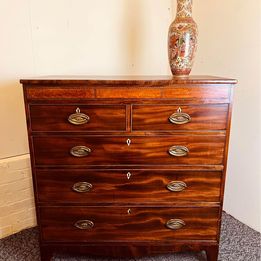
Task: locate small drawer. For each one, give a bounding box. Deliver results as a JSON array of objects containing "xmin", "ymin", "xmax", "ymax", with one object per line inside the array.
[
  {"xmin": 132, "ymin": 105, "xmax": 228, "ymax": 131},
  {"xmin": 33, "ymin": 135, "xmax": 225, "ymax": 166},
  {"xmin": 36, "ymin": 170, "xmax": 222, "ymax": 204},
  {"xmin": 29, "ymin": 105, "xmax": 126, "ymax": 131},
  {"xmin": 40, "ymin": 206, "xmax": 219, "ymax": 242}
]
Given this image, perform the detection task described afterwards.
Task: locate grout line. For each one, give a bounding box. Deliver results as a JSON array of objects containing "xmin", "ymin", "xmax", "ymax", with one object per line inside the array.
[{"xmin": 0, "ymin": 154, "xmax": 30, "ymax": 161}]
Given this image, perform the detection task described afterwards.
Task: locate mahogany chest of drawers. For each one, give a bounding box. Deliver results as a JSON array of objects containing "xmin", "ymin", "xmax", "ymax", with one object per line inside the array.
[{"xmin": 21, "ymin": 76, "xmax": 236, "ymax": 261}]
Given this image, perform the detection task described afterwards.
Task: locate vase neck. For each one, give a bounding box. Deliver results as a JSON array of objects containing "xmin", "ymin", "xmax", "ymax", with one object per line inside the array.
[{"xmin": 176, "ymin": 0, "xmax": 193, "ymax": 18}]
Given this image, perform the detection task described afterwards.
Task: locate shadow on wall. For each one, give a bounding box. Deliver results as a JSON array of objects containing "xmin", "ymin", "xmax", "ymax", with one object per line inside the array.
[{"xmin": 0, "ymin": 80, "xmax": 29, "ymax": 158}]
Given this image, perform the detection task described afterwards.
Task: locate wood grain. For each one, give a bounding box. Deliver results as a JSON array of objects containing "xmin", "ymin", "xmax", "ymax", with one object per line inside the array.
[
  {"xmin": 132, "ymin": 104, "xmax": 228, "ymax": 131},
  {"xmin": 25, "ymin": 85, "xmax": 231, "ymax": 103},
  {"xmin": 29, "ymin": 105, "xmax": 126, "ymax": 132},
  {"xmin": 161, "ymin": 86, "xmax": 231, "ymax": 100},
  {"xmin": 26, "ymin": 87, "xmax": 95, "ymax": 99},
  {"xmin": 33, "ymin": 135, "xmax": 225, "ymax": 166},
  {"xmin": 21, "ymin": 76, "xmax": 236, "ymax": 261},
  {"xmin": 20, "ymin": 75, "xmax": 237, "ymax": 85},
  {"xmin": 40, "ymin": 206, "xmax": 219, "ymax": 242},
  {"xmin": 39, "ymin": 243, "xmax": 219, "ymax": 260},
  {"xmin": 36, "ymin": 170, "xmax": 222, "ymax": 204}
]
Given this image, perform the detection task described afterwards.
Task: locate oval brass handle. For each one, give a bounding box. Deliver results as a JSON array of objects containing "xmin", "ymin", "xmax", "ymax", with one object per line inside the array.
[
  {"xmin": 169, "ymin": 107, "xmax": 191, "ymax": 125},
  {"xmin": 169, "ymin": 112, "xmax": 191, "ymax": 125},
  {"xmin": 74, "ymin": 220, "xmax": 94, "ymax": 230},
  {"xmin": 167, "ymin": 181, "xmax": 187, "ymax": 192},
  {"xmin": 70, "ymin": 146, "xmax": 91, "ymax": 157},
  {"xmin": 166, "ymin": 219, "xmax": 186, "ymax": 230},
  {"xmin": 68, "ymin": 108, "xmax": 90, "ymax": 125},
  {"xmin": 169, "ymin": 146, "xmax": 189, "ymax": 157},
  {"xmin": 72, "ymin": 182, "xmax": 93, "ymax": 193}
]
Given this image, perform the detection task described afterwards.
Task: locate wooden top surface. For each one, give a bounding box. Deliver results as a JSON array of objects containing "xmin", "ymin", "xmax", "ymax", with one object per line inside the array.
[{"xmin": 20, "ymin": 75, "xmax": 237, "ymax": 85}]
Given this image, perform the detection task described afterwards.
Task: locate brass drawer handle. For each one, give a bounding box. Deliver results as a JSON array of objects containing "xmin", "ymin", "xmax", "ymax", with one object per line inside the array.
[
  {"xmin": 167, "ymin": 181, "xmax": 187, "ymax": 192},
  {"xmin": 169, "ymin": 107, "xmax": 191, "ymax": 125},
  {"xmin": 166, "ymin": 219, "xmax": 186, "ymax": 230},
  {"xmin": 70, "ymin": 146, "xmax": 91, "ymax": 157},
  {"xmin": 169, "ymin": 146, "xmax": 189, "ymax": 157},
  {"xmin": 72, "ymin": 182, "xmax": 93, "ymax": 193},
  {"xmin": 68, "ymin": 108, "xmax": 90, "ymax": 125},
  {"xmin": 74, "ymin": 220, "xmax": 94, "ymax": 230}
]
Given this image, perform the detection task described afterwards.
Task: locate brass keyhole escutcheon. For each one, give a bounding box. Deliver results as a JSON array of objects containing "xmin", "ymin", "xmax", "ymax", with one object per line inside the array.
[
  {"xmin": 127, "ymin": 209, "xmax": 132, "ymax": 215},
  {"xmin": 126, "ymin": 139, "xmax": 131, "ymax": 146}
]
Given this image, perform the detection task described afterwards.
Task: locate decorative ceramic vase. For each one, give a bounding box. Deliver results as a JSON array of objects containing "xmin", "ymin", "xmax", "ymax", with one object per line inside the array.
[{"xmin": 168, "ymin": 0, "xmax": 198, "ymax": 76}]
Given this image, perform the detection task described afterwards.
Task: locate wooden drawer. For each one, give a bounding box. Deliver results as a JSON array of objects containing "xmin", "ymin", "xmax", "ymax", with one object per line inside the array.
[
  {"xmin": 33, "ymin": 135, "xmax": 225, "ymax": 166},
  {"xmin": 36, "ymin": 170, "xmax": 222, "ymax": 204},
  {"xmin": 132, "ymin": 105, "xmax": 228, "ymax": 131},
  {"xmin": 29, "ymin": 105, "xmax": 126, "ymax": 131},
  {"xmin": 40, "ymin": 206, "xmax": 219, "ymax": 242}
]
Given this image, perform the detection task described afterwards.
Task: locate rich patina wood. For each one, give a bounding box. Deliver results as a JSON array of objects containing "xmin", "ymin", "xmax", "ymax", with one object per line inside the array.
[
  {"xmin": 40, "ymin": 206, "xmax": 219, "ymax": 242},
  {"xmin": 21, "ymin": 75, "xmax": 236, "ymax": 261},
  {"xmin": 29, "ymin": 104, "xmax": 126, "ymax": 132},
  {"xmin": 36, "ymin": 170, "xmax": 222, "ymax": 204},
  {"xmin": 205, "ymin": 245, "xmax": 220, "ymax": 261},
  {"xmin": 20, "ymin": 75, "xmax": 237, "ymax": 85},
  {"xmin": 132, "ymin": 104, "xmax": 228, "ymax": 131},
  {"xmin": 22, "ymin": 76, "xmax": 235, "ymax": 103},
  {"xmin": 40, "ymin": 243, "xmax": 219, "ymax": 260},
  {"xmin": 24, "ymin": 85, "xmax": 231, "ymax": 103},
  {"xmin": 33, "ymin": 135, "xmax": 225, "ymax": 166}
]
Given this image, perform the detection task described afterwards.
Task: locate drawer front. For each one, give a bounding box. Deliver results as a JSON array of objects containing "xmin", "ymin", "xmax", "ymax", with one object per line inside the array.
[
  {"xmin": 36, "ymin": 170, "xmax": 222, "ymax": 204},
  {"xmin": 29, "ymin": 105, "xmax": 126, "ymax": 131},
  {"xmin": 33, "ymin": 136, "xmax": 225, "ymax": 166},
  {"xmin": 40, "ymin": 207, "xmax": 219, "ymax": 242},
  {"xmin": 132, "ymin": 105, "xmax": 228, "ymax": 131}
]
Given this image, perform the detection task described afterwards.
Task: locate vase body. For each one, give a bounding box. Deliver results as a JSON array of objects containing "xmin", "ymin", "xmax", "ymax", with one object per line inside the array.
[{"xmin": 168, "ymin": 0, "xmax": 198, "ymax": 76}]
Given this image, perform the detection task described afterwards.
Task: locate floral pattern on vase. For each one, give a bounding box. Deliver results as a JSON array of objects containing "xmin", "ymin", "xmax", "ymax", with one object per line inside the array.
[{"xmin": 168, "ymin": 0, "xmax": 198, "ymax": 76}]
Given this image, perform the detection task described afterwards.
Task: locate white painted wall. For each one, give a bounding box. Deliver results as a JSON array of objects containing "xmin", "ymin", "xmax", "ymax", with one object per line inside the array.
[
  {"xmin": 0, "ymin": 0, "xmax": 260, "ymax": 236},
  {"xmin": 0, "ymin": 0, "xmax": 173, "ymax": 159},
  {"xmin": 192, "ymin": 0, "xmax": 261, "ymax": 232}
]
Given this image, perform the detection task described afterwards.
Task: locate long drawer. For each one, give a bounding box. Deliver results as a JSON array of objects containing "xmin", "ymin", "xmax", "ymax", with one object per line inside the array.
[
  {"xmin": 36, "ymin": 170, "xmax": 222, "ymax": 204},
  {"xmin": 29, "ymin": 105, "xmax": 126, "ymax": 131},
  {"xmin": 33, "ymin": 135, "xmax": 225, "ymax": 166},
  {"xmin": 40, "ymin": 206, "xmax": 219, "ymax": 242},
  {"xmin": 132, "ymin": 104, "xmax": 228, "ymax": 131}
]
